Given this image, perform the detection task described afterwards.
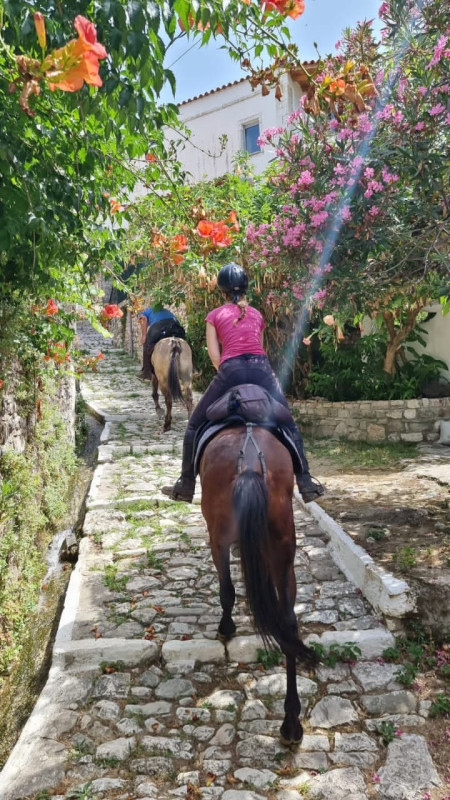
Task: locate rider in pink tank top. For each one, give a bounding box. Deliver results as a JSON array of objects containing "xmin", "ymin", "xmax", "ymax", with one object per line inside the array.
[
  {"xmin": 162, "ymin": 262, "xmax": 325, "ymax": 505},
  {"xmin": 206, "ymin": 304, "xmax": 266, "ymax": 365}
]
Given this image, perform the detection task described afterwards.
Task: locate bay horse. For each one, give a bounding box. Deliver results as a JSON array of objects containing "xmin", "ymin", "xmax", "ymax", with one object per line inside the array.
[
  {"xmin": 151, "ymin": 337, "xmax": 194, "ymax": 431},
  {"xmin": 199, "ymin": 423, "xmax": 317, "ymax": 745}
]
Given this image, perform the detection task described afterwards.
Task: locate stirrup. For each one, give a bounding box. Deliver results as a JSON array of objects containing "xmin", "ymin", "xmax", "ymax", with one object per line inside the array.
[
  {"xmin": 297, "ymin": 475, "xmax": 326, "ymax": 503},
  {"xmin": 161, "ymin": 482, "xmax": 194, "ymax": 503}
]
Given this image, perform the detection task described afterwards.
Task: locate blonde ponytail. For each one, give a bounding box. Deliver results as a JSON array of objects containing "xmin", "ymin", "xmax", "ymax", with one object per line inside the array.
[{"xmin": 233, "ymin": 296, "xmax": 248, "ymax": 325}]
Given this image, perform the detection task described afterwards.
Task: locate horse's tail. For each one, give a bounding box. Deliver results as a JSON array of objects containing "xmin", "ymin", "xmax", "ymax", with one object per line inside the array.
[
  {"xmin": 168, "ymin": 339, "xmax": 184, "ymax": 402},
  {"xmin": 233, "ymin": 470, "xmax": 316, "ymax": 663}
]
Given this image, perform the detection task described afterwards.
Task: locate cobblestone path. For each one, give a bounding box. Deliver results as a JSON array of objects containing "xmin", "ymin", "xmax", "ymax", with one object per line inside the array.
[{"xmin": 0, "ymin": 335, "xmax": 443, "ymax": 800}]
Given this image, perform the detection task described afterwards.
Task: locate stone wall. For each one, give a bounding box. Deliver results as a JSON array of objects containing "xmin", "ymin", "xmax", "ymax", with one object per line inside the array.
[
  {"xmin": 108, "ymin": 308, "xmax": 142, "ymax": 365},
  {"xmin": 0, "ymin": 361, "xmax": 76, "ymax": 455},
  {"xmin": 292, "ymin": 397, "xmax": 450, "ymax": 443}
]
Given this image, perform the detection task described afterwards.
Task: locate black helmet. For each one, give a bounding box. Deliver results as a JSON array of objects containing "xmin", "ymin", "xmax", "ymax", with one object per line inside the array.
[{"xmin": 217, "ymin": 262, "xmax": 248, "ymax": 294}]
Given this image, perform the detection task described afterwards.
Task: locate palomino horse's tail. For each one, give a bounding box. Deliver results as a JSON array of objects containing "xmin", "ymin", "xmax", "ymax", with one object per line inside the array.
[
  {"xmin": 167, "ymin": 339, "xmax": 184, "ymax": 403},
  {"xmin": 233, "ymin": 469, "xmax": 313, "ymax": 661}
]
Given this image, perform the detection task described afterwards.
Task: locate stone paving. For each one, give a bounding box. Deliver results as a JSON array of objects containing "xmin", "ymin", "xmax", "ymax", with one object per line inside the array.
[{"xmin": 0, "ymin": 329, "xmax": 444, "ymax": 800}]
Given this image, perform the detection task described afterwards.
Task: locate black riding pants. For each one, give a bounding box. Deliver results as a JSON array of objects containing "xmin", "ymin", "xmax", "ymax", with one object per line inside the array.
[{"xmin": 180, "ymin": 354, "xmax": 310, "ymax": 481}]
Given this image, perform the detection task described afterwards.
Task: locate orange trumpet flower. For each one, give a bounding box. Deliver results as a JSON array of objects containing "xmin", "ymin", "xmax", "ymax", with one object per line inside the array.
[{"xmin": 34, "ymin": 12, "xmax": 46, "ymax": 50}]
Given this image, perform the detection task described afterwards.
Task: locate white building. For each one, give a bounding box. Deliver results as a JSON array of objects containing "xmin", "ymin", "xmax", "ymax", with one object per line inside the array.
[{"xmin": 173, "ymin": 68, "xmax": 313, "ymax": 182}]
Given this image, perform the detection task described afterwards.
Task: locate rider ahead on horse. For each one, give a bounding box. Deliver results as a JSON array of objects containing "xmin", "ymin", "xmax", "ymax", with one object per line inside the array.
[
  {"xmin": 162, "ymin": 262, "xmax": 325, "ymax": 504},
  {"xmin": 139, "ymin": 305, "xmax": 186, "ymax": 381}
]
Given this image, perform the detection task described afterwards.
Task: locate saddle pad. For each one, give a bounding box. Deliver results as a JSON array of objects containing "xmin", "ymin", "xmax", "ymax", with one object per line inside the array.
[{"xmin": 206, "ymin": 383, "xmax": 291, "ymax": 425}]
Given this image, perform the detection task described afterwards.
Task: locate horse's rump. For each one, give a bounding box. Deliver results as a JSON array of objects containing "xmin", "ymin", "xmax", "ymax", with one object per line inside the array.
[
  {"xmin": 150, "ymin": 337, "xmax": 194, "ymax": 430},
  {"xmin": 200, "ymin": 426, "xmax": 294, "ymax": 542},
  {"xmin": 152, "ymin": 337, "xmax": 192, "ymax": 381}
]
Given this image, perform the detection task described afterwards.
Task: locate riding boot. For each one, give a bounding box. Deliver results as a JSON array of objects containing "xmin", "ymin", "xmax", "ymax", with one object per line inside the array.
[
  {"xmin": 162, "ymin": 428, "xmax": 196, "ymax": 502},
  {"xmin": 289, "ymin": 428, "xmax": 326, "ymax": 503}
]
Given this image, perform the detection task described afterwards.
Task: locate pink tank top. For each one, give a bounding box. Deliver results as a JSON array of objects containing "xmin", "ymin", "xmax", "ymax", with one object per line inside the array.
[{"xmin": 206, "ymin": 303, "xmax": 266, "ymax": 365}]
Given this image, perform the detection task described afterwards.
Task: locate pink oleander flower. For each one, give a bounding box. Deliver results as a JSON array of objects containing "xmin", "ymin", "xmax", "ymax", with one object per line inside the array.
[
  {"xmin": 369, "ymin": 206, "xmax": 380, "ymax": 216},
  {"xmin": 310, "ymin": 210, "xmax": 328, "ymax": 228},
  {"xmin": 415, "ymin": 121, "xmax": 426, "ymax": 130},
  {"xmin": 377, "ymin": 103, "xmax": 394, "ymax": 121},
  {"xmin": 364, "ymin": 180, "xmax": 384, "ymax": 199},
  {"xmin": 382, "ymin": 167, "xmax": 399, "ymax": 184},
  {"xmin": 372, "ymin": 773, "xmax": 381, "ymax": 783},
  {"xmin": 286, "ymin": 108, "xmax": 303, "ymax": 124},
  {"xmin": 337, "ymin": 127, "xmax": 354, "ymax": 140},
  {"xmin": 426, "ymin": 35, "xmax": 448, "ymax": 68},
  {"xmin": 428, "ymin": 103, "xmax": 446, "ymax": 116},
  {"xmin": 417, "ymin": 86, "xmax": 428, "ymax": 96}
]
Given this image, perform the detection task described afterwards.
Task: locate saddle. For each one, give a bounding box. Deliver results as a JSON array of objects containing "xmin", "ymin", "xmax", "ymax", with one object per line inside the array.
[{"xmin": 193, "ymin": 383, "xmax": 301, "ymax": 475}]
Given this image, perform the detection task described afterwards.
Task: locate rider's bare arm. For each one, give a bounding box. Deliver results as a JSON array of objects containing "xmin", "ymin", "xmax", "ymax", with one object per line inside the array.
[
  {"xmin": 206, "ymin": 322, "xmax": 221, "ymax": 370},
  {"xmin": 139, "ymin": 316, "xmax": 148, "ymax": 344}
]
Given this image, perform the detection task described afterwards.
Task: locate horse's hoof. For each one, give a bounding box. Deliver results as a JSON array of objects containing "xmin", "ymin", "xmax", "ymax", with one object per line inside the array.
[
  {"xmin": 216, "ymin": 630, "xmax": 236, "ymax": 643},
  {"xmin": 217, "ymin": 621, "xmax": 236, "ymax": 642},
  {"xmin": 279, "ymin": 732, "xmax": 303, "ymax": 748},
  {"xmin": 280, "ymin": 721, "xmax": 303, "ymax": 748}
]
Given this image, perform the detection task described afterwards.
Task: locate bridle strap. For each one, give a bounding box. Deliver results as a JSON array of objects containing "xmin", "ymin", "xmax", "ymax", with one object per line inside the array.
[{"xmin": 237, "ymin": 423, "xmax": 267, "ymax": 480}]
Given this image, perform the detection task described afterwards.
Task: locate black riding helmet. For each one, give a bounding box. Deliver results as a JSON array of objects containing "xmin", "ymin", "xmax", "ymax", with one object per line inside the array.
[{"xmin": 217, "ymin": 262, "xmax": 248, "ymax": 294}]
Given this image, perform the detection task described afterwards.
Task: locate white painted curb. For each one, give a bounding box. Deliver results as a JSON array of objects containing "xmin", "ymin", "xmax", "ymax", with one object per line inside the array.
[{"xmin": 294, "ymin": 490, "xmax": 416, "ymax": 618}]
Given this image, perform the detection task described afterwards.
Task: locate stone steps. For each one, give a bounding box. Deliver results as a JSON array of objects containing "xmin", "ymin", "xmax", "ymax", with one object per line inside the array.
[{"xmin": 0, "ymin": 337, "xmax": 443, "ymax": 800}]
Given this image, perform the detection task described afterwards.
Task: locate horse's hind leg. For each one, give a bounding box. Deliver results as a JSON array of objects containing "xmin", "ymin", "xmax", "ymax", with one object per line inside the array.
[
  {"xmin": 184, "ymin": 386, "xmax": 193, "ymax": 419},
  {"xmin": 211, "ymin": 542, "xmax": 236, "ymax": 641},
  {"xmin": 151, "ymin": 375, "xmax": 163, "ymax": 415},
  {"xmin": 274, "ymin": 540, "xmax": 305, "ymax": 745},
  {"xmin": 280, "ymin": 652, "xmax": 303, "ymax": 746},
  {"xmin": 163, "ymin": 391, "xmax": 172, "ymax": 432}
]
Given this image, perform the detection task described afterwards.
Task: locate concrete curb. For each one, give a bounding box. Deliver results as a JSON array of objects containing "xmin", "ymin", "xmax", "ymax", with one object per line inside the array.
[{"xmin": 294, "ymin": 489, "xmax": 416, "ymax": 619}]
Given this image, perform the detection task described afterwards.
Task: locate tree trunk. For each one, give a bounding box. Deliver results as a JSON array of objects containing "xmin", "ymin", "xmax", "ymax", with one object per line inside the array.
[
  {"xmin": 382, "ymin": 305, "xmax": 424, "ymax": 375},
  {"xmin": 384, "ymin": 342, "xmax": 399, "ymax": 375}
]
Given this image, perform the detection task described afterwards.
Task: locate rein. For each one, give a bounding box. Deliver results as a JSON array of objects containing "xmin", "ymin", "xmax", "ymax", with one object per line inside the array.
[{"xmin": 237, "ymin": 422, "xmax": 267, "ymax": 480}]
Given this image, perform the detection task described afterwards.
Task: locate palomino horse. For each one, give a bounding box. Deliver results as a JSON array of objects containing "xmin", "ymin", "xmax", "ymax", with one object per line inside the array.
[
  {"xmin": 151, "ymin": 337, "xmax": 194, "ymax": 431},
  {"xmin": 199, "ymin": 423, "xmax": 317, "ymax": 745}
]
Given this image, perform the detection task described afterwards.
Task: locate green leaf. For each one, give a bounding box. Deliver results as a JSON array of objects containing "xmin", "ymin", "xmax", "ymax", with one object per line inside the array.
[
  {"xmin": 91, "ymin": 319, "xmax": 113, "ymax": 337},
  {"xmin": 164, "ymin": 69, "xmax": 177, "ymax": 97},
  {"xmin": 128, "ymin": 0, "xmax": 145, "ymax": 29},
  {"xmin": 127, "ymin": 30, "xmax": 143, "ymax": 59},
  {"xmin": 119, "ymin": 86, "xmax": 133, "ymax": 107}
]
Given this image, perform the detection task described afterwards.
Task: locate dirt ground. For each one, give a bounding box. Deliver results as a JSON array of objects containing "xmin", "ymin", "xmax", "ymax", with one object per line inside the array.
[
  {"xmin": 308, "ymin": 443, "xmax": 450, "ymax": 586},
  {"xmin": 307, "ymin": 440, "xmax": 450, "ymax": 793}
]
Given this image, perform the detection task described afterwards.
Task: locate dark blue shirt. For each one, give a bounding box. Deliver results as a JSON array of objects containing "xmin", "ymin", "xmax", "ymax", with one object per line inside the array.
[{"xmin": 140, "ymin": 307, "xmax": 177, "ymax": 326}]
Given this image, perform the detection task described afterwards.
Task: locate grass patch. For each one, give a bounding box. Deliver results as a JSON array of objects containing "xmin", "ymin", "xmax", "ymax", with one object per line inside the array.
[
  {"xmin": 102, "ymin": 564, "xmax": 128, "ymax": 592},
  {"xmin": 257, "ymin": 647, "xmax": 284, "ymax": 669},
  {"xmin": 382, "ymin": 622, "xmax": 450, "ymax": 703},
  {"xmin": 310, "ymin": 641, "xmax": 362, "ymax": 666},
  {"xmin": 303, "ymin": 438, "xmax": 418, "ymax": 472}
]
